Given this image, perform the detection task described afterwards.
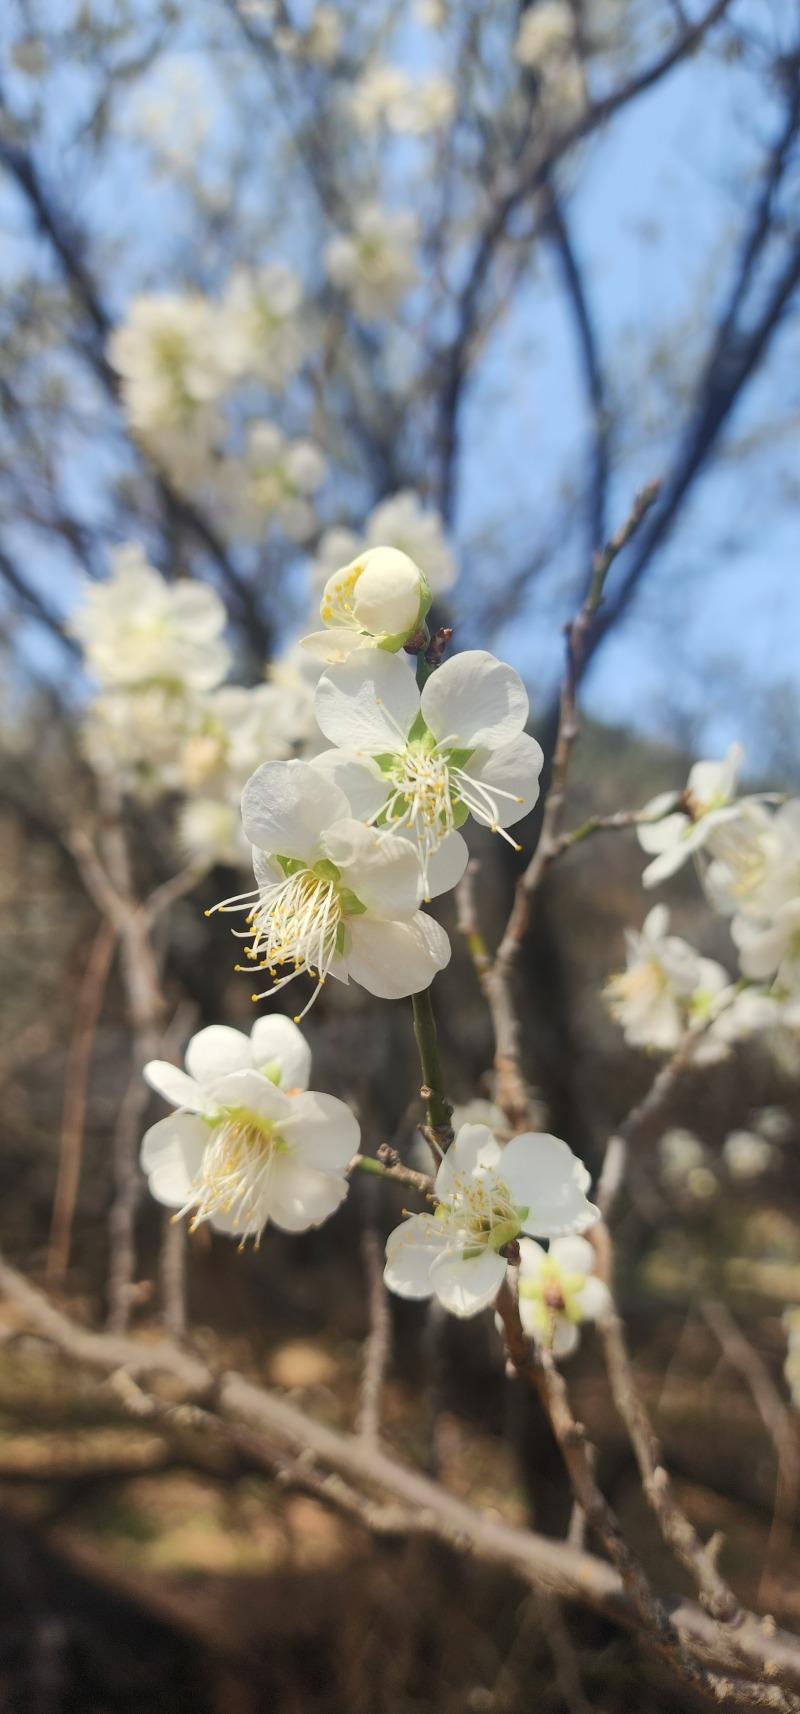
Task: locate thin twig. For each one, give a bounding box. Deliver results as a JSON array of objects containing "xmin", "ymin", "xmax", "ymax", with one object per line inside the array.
[
  {"xmin": 482, "ymin": 482, "xmax": 661, "ymax": 1126},
  {"xmin": 357, "ymin": 1223, "xmax": 391, "ymax": 1445},
  {"xmin": 1, "ymin": 1250, "xmax": 799, "ymax": 1703},
  {"xmin": 702, "ymin": 1300, "xmax": 800, "ymax": 1608},
  {"xmin": 46, "ymin": 918, "xmax": 117, "ymax": 1290}
]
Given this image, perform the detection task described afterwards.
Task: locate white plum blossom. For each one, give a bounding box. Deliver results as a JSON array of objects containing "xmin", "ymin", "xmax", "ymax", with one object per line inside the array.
[
  {"xmin": 313, "ymin": 648, "xmax": 543, "ymax": 896},
  {"xmin": 637, "ymin": 745, "xmax": 745, "ymax": 888},
  {"xmin": 228, "ymin": 423, "xmax": 326, "ymax": 542},
  {"xmin": 513, "ymin": 2, "xmax": 586, "ymax": 123},
  {"xmin": 657, "ymin": 1128, "xmax": 717, "ymax": 1200},
  {"xmin": 516, "ymin": 1235, "xmax": 611, "ymax": 1357},
  {"xmin": 350, "ymin": 65, "xmax": 455, "ymax": 135},
  {"xmin": 705, "ymin": 799, "xmax": 800, "ymax": 922},
  {"xmin": 732, "ymin": 900, "xmax": 800, "ymax": 998},
  {"xmin": 177, "ymin": 683, "xmax": 292, "ymax": 797},
  {"xmin": 217, "ymin": 265, "xmax": 307, "ymax": 388},
  {"xmin": 309, "ymin": 495, "xmax": 456, "ymax": 602},
  {"xmin": 365, "ymin": 491, "xmax": 457, "ymax": 594},
  {"xmin": 83, "ymin": 682, "xmax": 196, "ymax": 798},
  {"xmin": 109, "ymin": 293, "xmax": 226, "ymax": 456},
  {"xmin": 324, "ymin": 206, "xmax": 418, "ymax": 320},
  {"xmin": 142, "ymin": 1018, "xmax": 357, "ymax": 1243},
  {"xmin": 179, "ymin": 797, "xmax": 247, "ymax": 870},
  {"xmin": 267, "ymin": 640, "xmax": 326, "ymax": 755},
  {"xmin": 514, "ymin": 1, "xmax": 575, "ymax": 67},
  {"xmin": 213, "ymin": 759, "xmax": 453, "ymax": 1015},
  {"xmin": 384, "ymin": 1123, "xmax": 598, "ymax": 1319},
  {"xmin": 604, "ymin": 905, "xmax": 729, "ymax": 1052},
  {"xmin": 71, "ymin": 548, "xmax": 230, "ymax": 692},
  {"xmin": 722, "ymin": 1130, "xmax": 773, "ymax": 1180},
  {"xmin": 303, "ymin": 546, "xmax": 431, "ymax": 662}
]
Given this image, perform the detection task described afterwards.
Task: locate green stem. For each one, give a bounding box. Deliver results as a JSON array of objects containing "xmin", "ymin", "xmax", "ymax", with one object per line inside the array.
[{"xmin": 411, "ymin": 986, "xmax": 453, "ymax": 1147}]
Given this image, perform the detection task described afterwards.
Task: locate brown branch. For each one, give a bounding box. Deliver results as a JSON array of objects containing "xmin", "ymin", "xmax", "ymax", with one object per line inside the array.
[
  {"xmin": 702, "ymin": 1300, "xmax": 800, "ymax": 1608},
  {"xmin": 599, "ymin": 1311, "xmax": 742, "ymax": 1622},
  {"xmin": 46, "ymin": 918, "xmax": 118, "ymax": 1290},
  {"xmin": 480, "ymin": 482, "xmax": 661, "ymax": 1127},
  {"xmin": 357, "ymin": 1223, "xmax": 391, "ymax": 1445},
  {"xmin": 349, "ymin": 1152, "xmax": 434, "ymax": 1198},
  {"xmin": 1, "ymin": 1249, "xmax": 799, "ymax": 1701}
]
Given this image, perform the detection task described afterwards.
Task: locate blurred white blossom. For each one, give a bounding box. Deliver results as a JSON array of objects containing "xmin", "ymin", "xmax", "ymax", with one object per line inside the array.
[
  {"xmin": 517, "ymin": 1235, "xmax": 611, "ymax": 1357},
  {"xmin": 604, "ymin": 904, "xmax": 729, "ymax": 1052},
  {"xmin": 71, "ymin": 547, "xmax": 230, "ymax": 692},
  {"xmin": 324, "ymin": 206, "xmax": 419, "ymax": 320},
  {"xmin": 722, "ymin": 1129, "xmax": 773, "ymax": 1180}
]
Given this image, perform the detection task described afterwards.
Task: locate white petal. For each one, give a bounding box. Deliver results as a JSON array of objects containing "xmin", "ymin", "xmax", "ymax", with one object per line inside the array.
[
  {"xmin": 281, "ymin": 1090, "xmax": 360, "ymax": 1170},
  {"xmin": 346, "ymin": 912, "xmax": 450, "ymax": 998},
  {"xmin": 314, "ymin": 649, "xmax": 418, "ymax": 753},
  {"xmin": 184, "ymin": 1025, "xmax": 253, "ymax": 1084},
  {"xmin": 424, "ymin": 830, "xmax": 469, "ymax": 900},
  {"xmin": 463, "ymin": 731, "xmax": 543, "ymax": 828},
  {"xmin": 430, "ymin": 1247, "xmax": 507, "ymax": 1317},
  {"xmin": 549, "ymin": 1235, "xmax": 595, "ymax": 1275},
  {"xmin": 637, "ymin": 813, "xmax": 688, "ymax": 856},
  {"xmin": 421, "ymin": 651, "xmax": 528, "ymax": 749},
  {"xmin": 321, "ymin": 819, "xmax": 421, "ymax": 919},
  {"xmin": 269, "ymin": 1158, "xmax": 348, "ymax": 1232},
  {"xmin": 310, "ymin": 749, "xmax": 388, "ymax": 820},
  {"xmin": 241, "ymin": 759, "xmax": 349, "ymax": 861},
  {"xmin": 384, "ymin": 1214, "xmax": 442, "ymax": 1299},
  {"xmin": 517, "ymin": 1237, "xmax": 547, "ymax": 1278},
  {"xmin": 642, "ymin": 903, "xmax": 670, "ymax": 941},
  {"xmin": 301, "ymin": 627, "xmax": 367, "ymax": 662},
  {"xmin": 502, "ymin": 1133, "xmax": 599, "ymax": 1237},
  {"xmin": 144, "ymin": 1061, "xmax": 206, "ymax": 1112},
  {"xmin": 205, "ymin": 1069, "xmax": 291, "ymax": 1119},
  {"xmin": 249, "ymin": 1014, "xmax": 312, "ymax": 1090},
  {"xmin": 574, "ymin": 1276, "xmax": 612, "ymax": 1324},
  {"xmin": 140, "ymin": 1112, "xmax": 207, "ymax": 1207},
  {"xmin": 551, "ymin": 1319, "xmax": 581, "ymax": 1359},
  {"xmin": 435, "ymin": 1124, "xmax": 502, "ymax": 1199}
]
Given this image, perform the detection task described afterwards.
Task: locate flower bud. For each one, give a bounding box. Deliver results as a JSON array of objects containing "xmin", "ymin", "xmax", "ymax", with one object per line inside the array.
[{"xmin": 302, "ymin": 544, "xmax": 431, "ymax": 662}]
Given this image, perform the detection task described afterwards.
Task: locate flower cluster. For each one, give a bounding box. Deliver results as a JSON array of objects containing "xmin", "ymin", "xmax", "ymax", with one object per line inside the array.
[
  {"xmin": 142, "ymin": 1017, "xmax": 358, "ymax": 1243},
  {"xmin": 605, "ymin": 747, "xmax": 800, "ymax": 1057},
  {"xmin": 385, "ymin": 1123, "xmax": 598, "ymax": 1318},
  {"xmin": 70, "ymin": 549, "xmax": 299, "ymax": 864}
]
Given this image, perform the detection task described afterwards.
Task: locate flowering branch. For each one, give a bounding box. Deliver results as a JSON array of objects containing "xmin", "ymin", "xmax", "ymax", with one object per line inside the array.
[{"xmin": 479, "ymin": 481, "xmax": 661, "ymax": 1126}]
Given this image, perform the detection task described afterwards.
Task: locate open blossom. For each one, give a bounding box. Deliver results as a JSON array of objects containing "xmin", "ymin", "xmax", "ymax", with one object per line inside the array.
[
  {"xmin": 313, "ymin": 648, "xmax": 543, "ymax": 896},
  {"xmin": 71, "ymin": 549, "xmax": 230, "ymax": 691},
  {"xmin": 517, "ymin": 1236, "xmax": 611, "ymax": 1357},
  {"xmin": 212, "ymin": 759, "xmax": 452, "ymax": 1015},
  {"xmin": 109, "ymin": 293, "xmax": 226, "ymax": 442},
  {"xmin": 324, "ymin": 206, "xmax": 418, "ymax": 320},
  {"xmin": 637, "ymin": 745, "xmax": 745, "ymax": 888},
  {"xmin": 604, "ymin": 904, "xmax": 729, "ymax": 1052},
  {"xmin": 217, "ymin": 265, "xmax": 307, "ymax": 388},
  {"xmin": 303, "ymin": 546, "xmax": 431, "ymax": 662},
  {"xmin": 141, "ymin": 1018, "xmax": 357, "ymax": 1243},
  {"xmin": 384, "ymin": 1124, "xmax": 598, "ymax": 1318}
]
